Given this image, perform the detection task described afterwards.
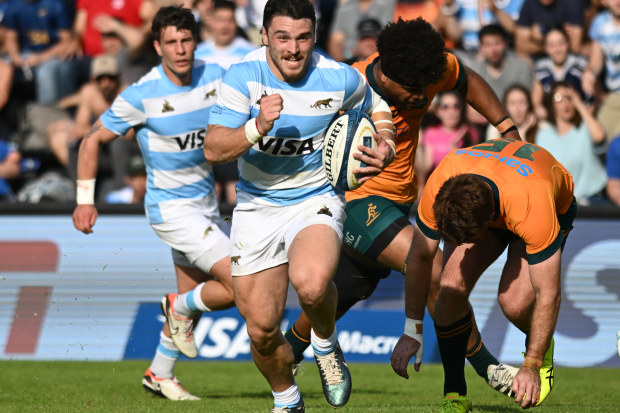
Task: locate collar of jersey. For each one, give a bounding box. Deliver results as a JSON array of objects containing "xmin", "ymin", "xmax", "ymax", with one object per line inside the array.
[{"xmin": 366, "ymin": 56, "xmax": 395, "ymax": 107}]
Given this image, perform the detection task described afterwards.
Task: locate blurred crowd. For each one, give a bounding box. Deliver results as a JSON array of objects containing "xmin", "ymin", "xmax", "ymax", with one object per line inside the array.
[{"xmin": 0, "ymin": 0, "xmax": 619, "ymax": 208}]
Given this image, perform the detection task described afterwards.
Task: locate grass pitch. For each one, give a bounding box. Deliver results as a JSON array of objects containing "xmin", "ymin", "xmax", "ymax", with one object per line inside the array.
[{"xmin": 0, "ymin": 360, "xmax": 617, "ymax": 412}]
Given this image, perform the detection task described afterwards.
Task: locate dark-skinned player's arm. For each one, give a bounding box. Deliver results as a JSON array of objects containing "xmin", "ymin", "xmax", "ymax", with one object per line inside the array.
[{"xmin": 457, "ymin": 65, "xmax": 523, "ymax": 142}]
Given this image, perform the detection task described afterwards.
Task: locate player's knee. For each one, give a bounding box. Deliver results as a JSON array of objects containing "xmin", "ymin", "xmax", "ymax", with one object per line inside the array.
[
  {"xmin": 245, "ymin": 321, "xmax": 281, "ymax": 354},
  {"xmin": 296, "ymin": 281, "xmax": 330, "ymax": 308}
]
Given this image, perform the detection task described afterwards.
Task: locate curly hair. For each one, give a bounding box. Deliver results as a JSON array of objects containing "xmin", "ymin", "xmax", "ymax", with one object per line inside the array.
[
  {"xmin": 377, "ymin": 18, "xmax": 447, "ymax": 88},
  {"xmin": 433, "ymin": 174, "xmax": 494, "ymax": 245}
]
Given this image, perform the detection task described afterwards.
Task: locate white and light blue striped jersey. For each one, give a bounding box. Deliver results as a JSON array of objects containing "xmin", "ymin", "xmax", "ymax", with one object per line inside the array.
[
  {"xmin": 195, "ymin": 37, "xmax": 258, "ymax": 69},
  {"xmin": 100, "ymin": 60, "xmax": 225, "ymax": 224},
  {"xmin": 589, "ymin": 10, "xmax": 620, "ymax": 93},
  {"xmin": 208, "ymin": 47, "xmax": 374, "ymax": 206}
]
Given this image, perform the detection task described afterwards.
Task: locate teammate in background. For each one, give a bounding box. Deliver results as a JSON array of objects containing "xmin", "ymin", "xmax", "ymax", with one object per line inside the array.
[
  {"xmin": 195, "ymin": 0, "xmax": 258, "ymax": 206},
  {"xmin": 285, "ymin": 17, "xmax": 523, "ymax": 397},
  {"xmin": 72, "ymin": 7, "xmax": 234, "ymax": 401},
  {"xmin": 204, "ymin": 1, "xmax": 395, "ymax": 411},
  {"xmin": 391, "ymin": 139, "xmax": 575, "ymax": 411}
]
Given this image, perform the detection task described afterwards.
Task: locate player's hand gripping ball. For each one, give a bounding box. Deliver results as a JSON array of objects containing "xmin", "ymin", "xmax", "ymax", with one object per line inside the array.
[{"xmin": 322, "ymin": 110, "xmax": 378, "ymax": 191}]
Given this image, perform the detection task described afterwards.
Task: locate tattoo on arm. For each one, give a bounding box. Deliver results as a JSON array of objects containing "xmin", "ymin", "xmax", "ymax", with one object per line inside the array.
[{"xmin": 84, "ymin": 123, "xmax": 101, "ymax": 140}]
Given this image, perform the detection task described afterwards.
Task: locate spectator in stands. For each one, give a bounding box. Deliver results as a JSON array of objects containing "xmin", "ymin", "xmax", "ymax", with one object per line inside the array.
[
  {"xmin": 194, "ymin": 0, "xmax": 215, "ymax": 42},
  {"xmin": 344, "ymin": 17, "xmax": 381, "ymax": 65},
  {"xmin": 105, "ymin": 154, "xmax": 147, "ymax": 204},
  {"xmin": 583, "ymin": 0, "xmax": 620, "ymax": 144},
  {"xmin": 66, "ymin": 0, "xmax": 149, "ymax": 90},
  {"xmin": 328, "ymin": 0, "xmax": 395, "ymax": 62},
  {"xmin": 416, "ymin": 91, "xmax": 480, "ymax": 195},
  {"xmin": 47, "ymin": 55, "xmax": 126, "ymax": 168},
  {"xmin": 196, "ymin": 0, "xmax": 256, "ymax": 69},
  {"xmin": 3, "ymin": 0, "xmax": 74, "ymax": 104},
  {"xmin": 0, "ymin": 139, "xmax": 21, "ymax": 201},
  {"xmin": 532, "ymin": 26, "xmax": 591, "ymax": 120},
  {"xmin": 515, "ymin": 0, "xmax": 584, "ymax": 59},
  {"xmin": 435, "ymin": 0, "xmax": 524, "ymax": 59},
  {"xmin": 487, "ymin": 84, "xmax": 539, "ymax": 143},
  {"xmin": 469, "ymin": 24, "xmax": 533, "ymax": 102},
  {"xmin": 536, "ymin": 81, "xmax": 607, "ymax": 205},
  {"xmin": 196, "ymin": 0, "xmax": 257, "ymax": 206},
  {"xmin": 606, "ymin": 137, "xmax": 620, "ymax": 207}
]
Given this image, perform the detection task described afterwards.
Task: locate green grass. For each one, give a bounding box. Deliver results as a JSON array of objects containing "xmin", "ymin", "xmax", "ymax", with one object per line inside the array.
[{"xmin": 0, "ymin": 360, "xmax": 617, "ymax": 412}]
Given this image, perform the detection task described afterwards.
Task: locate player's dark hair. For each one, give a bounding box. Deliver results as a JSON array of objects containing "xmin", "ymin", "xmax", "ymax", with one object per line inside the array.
[
  {"xmin": 478, "ymin": 24, "xmax": 507, "ymax": 42},
  {"xmin": 377, "ymin": 18, "xmax": 447, "ymax": 88},
  {"xmin": 433, "ymin": 175, "xmax": 494, "ymax": 245},
  {"xmin": 546, "ymin": 81, "xmax": 582, "ymax": 127},
  {"xmin": 213, "ymin": 0, "xmax": 235, "ymax": 13},
  {"xmin": 151, "ymin": 6, "xmax": 199, "ymax": 43},
  {"xmin": 263, "ymin": 0, "xmax": 316, "ymax": 33}
]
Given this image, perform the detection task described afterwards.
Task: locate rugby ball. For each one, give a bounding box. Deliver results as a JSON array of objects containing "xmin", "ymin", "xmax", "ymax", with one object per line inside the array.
[{"xmin": 322, "ymin": 110, "xmax": 377, "ymax": 191}]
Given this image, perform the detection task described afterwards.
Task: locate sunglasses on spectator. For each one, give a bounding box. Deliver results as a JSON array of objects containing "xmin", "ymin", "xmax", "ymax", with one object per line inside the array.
[
  {"xmin": 96, "ymin": 74, "xmax": 119, "ymax": 82},
  {"xmin": 439, "ymin": 103, "xmax": 461, "ymax": 110},
  {"xmin": 553, "ymin": 93, "xmax": 572, "ymax": 102}
]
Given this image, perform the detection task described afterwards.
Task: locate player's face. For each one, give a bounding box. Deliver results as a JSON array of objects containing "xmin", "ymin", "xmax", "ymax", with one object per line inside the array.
[
  {"xmin": 263, "ymin": 16, "xmax": 314, "ymax": 83},
  {"xmin": 386, "ymin": 81, "xmax": 428, "ymax": 110},
  {"xmin": 505, "ymin": 89, "xmax": 529, "ymax": 125},
  {"xmin": 544, "ymin": 30, "xmax": 568, "ymax": 65},
  {"xmin": 212, "ymin": 8, "xmax": 237, "ymax": 47},
  {"xmin": 154, "ymin": 26, "xmax": 196, "ymax": 86}
]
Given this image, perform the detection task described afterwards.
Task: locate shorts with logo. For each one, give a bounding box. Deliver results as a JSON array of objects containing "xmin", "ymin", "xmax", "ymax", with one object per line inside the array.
[
  {"xmin": 151, "ymin": 201, "xmax": 230, "ymax": 273},
  {"xmin": 342, "ymin": 195, "xmax": 412, "ymax": 259},
  {"xmin": 229, "ymin": 193, "xmax": 346, "ymax": 276}
]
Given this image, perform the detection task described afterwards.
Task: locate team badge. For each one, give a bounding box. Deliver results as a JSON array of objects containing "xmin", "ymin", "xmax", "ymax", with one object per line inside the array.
[{"xmin": 162, "ymin": 100, "xmax": 174, "ymax": 112}]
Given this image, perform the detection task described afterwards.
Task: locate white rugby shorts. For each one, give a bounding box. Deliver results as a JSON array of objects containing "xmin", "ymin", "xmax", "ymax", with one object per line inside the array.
[
  {"xmin": 229, "ymin": 193, "xmax": 346, "ymax": 276},
  {"xmin": 151, "ymin": 202, "xmax": 229, "ymax": 273}
]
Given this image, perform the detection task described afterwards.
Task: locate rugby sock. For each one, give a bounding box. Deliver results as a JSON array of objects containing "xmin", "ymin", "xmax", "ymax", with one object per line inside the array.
[
  {"xmin": 311, "ymin": 328, "xmax": 338, "ymax": 355},
  {"xmin": 174, "ymin": 282, "xmax": 211, "ymax": 316},
  {"xmin": 150, "ymin": 332, "xmax": 180, "ymax": 378},
  {"xmin": 435, "ymin": 311, "xmax": 473, "ymax": 396},
  {"xmin": 284, "ymin": 324, "xmax": 310, "ymax": 364},
  {"xmin": 272, "ymin": 384, "xmax": 301, "ymax": 408},
  {"xmin": 466, "ymin": 332, "xmax": 499, "ymax": 380}
]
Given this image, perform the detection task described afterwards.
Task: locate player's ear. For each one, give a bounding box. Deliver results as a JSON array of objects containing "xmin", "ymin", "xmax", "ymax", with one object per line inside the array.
[
  {"xmin": 153, "ymin": 40, "xmax": 163, "ymax": 57},
  {"xmin": 261, "ymin": 26, "xmax": 268, "ymax": 46}
]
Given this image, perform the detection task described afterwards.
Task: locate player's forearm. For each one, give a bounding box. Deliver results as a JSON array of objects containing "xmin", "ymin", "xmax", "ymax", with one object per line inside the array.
[
  {"xmin": 403, "ymin": 229, "xmax": 438, "ymax": 320},
  {"xmin": 204, "ymin": 124, "xmax": 253, "ymax": 164},
  {"xmin": 76, "ymin": 121, "xmax": 107, "ymax": 180},
  {"xmin": 526, "ymin": 255, "xmax": 562, "ymax": 362}
]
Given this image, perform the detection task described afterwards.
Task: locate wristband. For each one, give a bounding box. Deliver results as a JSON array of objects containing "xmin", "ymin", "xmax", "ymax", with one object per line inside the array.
[
  {"xmin": 494, "ymin": 116, "xmax": 515, "ymax": 135},
  {"xmin": 245, "ymin": 118, "xmax": 263, "ymax": 145},
  {"xmin": 76, "ymin": 178, "xmax": 96, "ymax": 205},
  {"xmin": 404, "ymin": 317, "xmax": 423, "ymax": 340},
  {"xmin": 522, "ymin": 355, "xmax": 543, "ymax": 371}
]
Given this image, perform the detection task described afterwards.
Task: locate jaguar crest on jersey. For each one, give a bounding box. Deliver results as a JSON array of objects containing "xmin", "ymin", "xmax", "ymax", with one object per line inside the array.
[
  {"xmin": 162, "ymin": 100, "xmax": 174, "ymax": 112},
  {"xmin": 310, "ymin": 98, "xmax": 333, "ymax": 109}
]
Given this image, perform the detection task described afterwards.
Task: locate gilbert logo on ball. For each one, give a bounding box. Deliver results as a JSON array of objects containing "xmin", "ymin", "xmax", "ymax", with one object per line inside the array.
[{"xmin": 323, "ymin": 110, "xmax": 377, "ymax": 191}]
